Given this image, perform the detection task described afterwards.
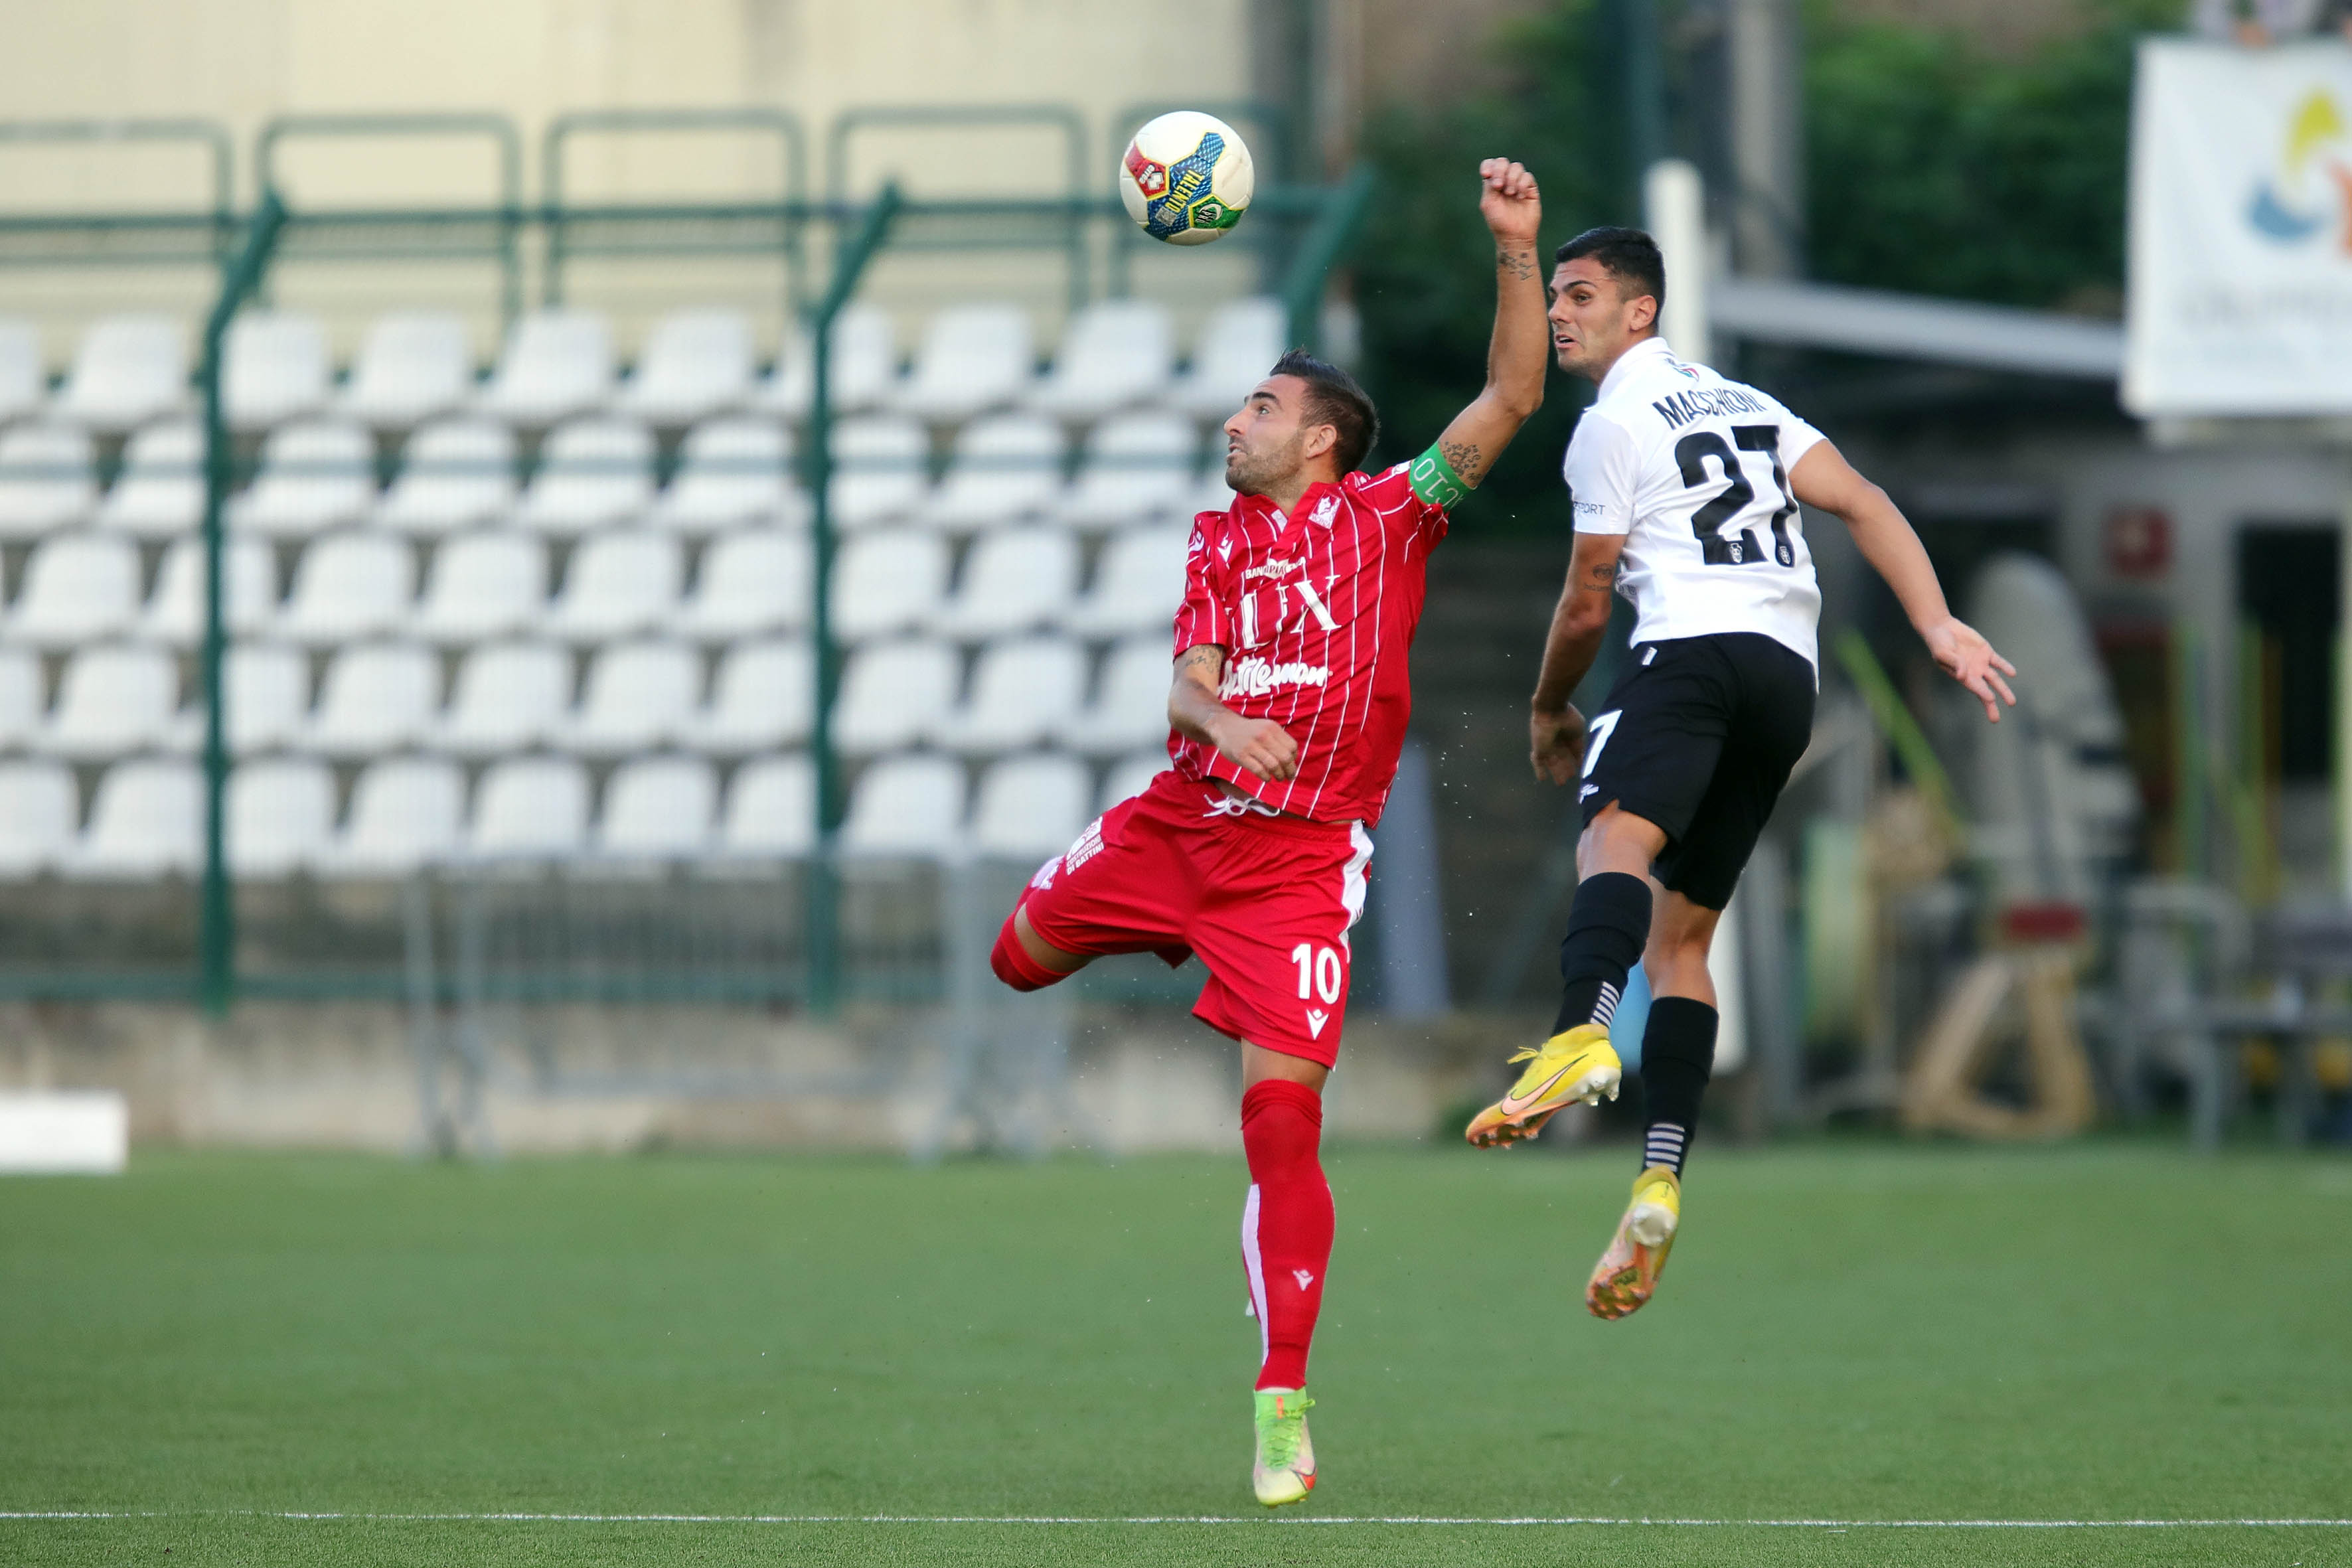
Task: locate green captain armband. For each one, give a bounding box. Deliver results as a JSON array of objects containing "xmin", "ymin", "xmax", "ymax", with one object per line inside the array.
[{"xmin": 1407, "ymin": 443, "xmax": 1468, "ymax": 511}]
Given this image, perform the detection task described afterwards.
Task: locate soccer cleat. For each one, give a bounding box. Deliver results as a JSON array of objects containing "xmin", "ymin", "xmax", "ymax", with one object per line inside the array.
[
  {"xmin": 1462, "ymin": 1023, "xmax": 1622, "ymax": 1147},
  {"xmin": 1251, "ymin": 1387, "xmax": 1317, "ymax": 1507},
  {"xmin": 1586, "ymin": 1165, "xmax": 1681, "ymax": 1320}
]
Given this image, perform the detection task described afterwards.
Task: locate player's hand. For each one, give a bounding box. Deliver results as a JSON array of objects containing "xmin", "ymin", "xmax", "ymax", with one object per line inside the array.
[
  {"xmin": 1529, "ymin": 703, "xmax": 1587, "ymax": 785},
  {"xmin": 1478, "ymin": 158, "xmax": 1541, "ymax": 250},
  {"xmin": 1212, "ymin": 714, "xmax": 1301, "ymax": 782},
  {"xmin": 1923, "ymin": 615, "xmax": 2018, "ymax": 724}
]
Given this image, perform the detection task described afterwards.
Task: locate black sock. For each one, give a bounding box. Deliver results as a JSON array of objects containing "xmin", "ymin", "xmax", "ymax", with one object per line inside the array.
[
  {"xmin": 1638, "ymin": 996, "xmax": 1717, "ymax": 1176},
  {"xmin": 1551, "ymin": 872, "xmax": 1652, "ymax": 1034}
]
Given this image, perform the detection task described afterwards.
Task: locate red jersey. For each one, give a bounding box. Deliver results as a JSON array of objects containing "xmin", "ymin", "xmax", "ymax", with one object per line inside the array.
[{"xmin": 1169, "ymin": 461, "xmax": 1452, "ymax": 826}]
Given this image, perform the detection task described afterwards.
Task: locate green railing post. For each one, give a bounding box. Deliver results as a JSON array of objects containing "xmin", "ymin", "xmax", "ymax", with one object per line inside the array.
[
  {"xmin": 197, "ymin": 191, "xmax": 289, "ymax": 1016},
  {"xmin": 1282, "ymin": 163, "xmax": 1375, "ymax": 350},
  {"xmin": 805, "ymin": 184, "xmax": 903, "ymax": 1016}
]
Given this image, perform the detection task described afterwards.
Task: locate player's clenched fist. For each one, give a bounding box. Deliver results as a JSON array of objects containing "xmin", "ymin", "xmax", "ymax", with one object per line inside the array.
[
  {"xmin": 1210, "ymin": 714, "xmax": 1302, "ymax": 783},
  {"xmin": 1478, "ymin": 158, "xmax": 1541, "ymax": 248},
  {"xmin": 1529, "ymin": 704, "xmax": 1587, "ymax": 785}
]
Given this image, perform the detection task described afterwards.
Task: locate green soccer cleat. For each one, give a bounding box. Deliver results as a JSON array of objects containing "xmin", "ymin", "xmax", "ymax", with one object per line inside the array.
[{"xmin": 1251, "ymin": 1387, "xmax": 1317, "ymax": 1507}]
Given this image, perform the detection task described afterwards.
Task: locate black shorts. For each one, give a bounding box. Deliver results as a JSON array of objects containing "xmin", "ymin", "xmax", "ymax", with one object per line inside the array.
[{"xmin": 1578, "ymin": 632, "xmax": 1815, "ymax": 910}]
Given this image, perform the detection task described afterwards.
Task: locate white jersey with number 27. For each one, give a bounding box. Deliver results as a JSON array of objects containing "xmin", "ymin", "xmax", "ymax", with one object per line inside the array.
[{"xmin": 1563, "ymin": 337, "xmax": 1827, "ymax": 668}]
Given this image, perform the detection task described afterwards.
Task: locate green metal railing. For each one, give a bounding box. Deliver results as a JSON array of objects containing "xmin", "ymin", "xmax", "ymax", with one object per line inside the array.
[{"xmin": 0, "ymin": 118, "xmax": 236, "ymax": 272}]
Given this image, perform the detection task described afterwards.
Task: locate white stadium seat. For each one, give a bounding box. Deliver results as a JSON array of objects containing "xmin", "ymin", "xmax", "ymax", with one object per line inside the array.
[
  {"xmin": 373, "ymin": 418, "xmax": 516, "ymax": 536},
  {"xmin": 596, "ymin": 754, "xmax": 718, "ymax": 858},
  {"xmin": 1061, "ymin": 635, "xmax": 1173, "ymax": 755},
  {"xmin": 54, "ymin": 315, "xmax": 185, "ymax": 431},
  {"xmin": 0, "ymin": 648, "xmax": 43, "ymax": 749},
  {"xmin": 230, "ymin": 419, "xmax": 376, "ymax": 539},
  {"xmin": 512, "ymin": 416, "xmax": 653, "ymax": 536},
  {"xmin": 67, "ymin": 758, "xmax": 201, "ymax": 878},
  {"xmin": 96, "ymin": 419, "xmax": 202, "ymax": 539},
  {"xmin": 831, "ymin": 528, "xmax": 946, "ymax": 641},
  {"xmin": 1184, "ymin": 470, "xmax": 1238, "ymax": 518},
  {"xmin": 894, "ymin": 305, "xmax": 1034, "ymax": 423},
  {"xmin": 1170, "ymin": 295, "xmax": 1286, "ymax": 419},
  {"xmin": 338, "ymin": 311, "xmax": 473, "ymax": 429},
  {"xmin": 0, "ymin": 424, "xmax": 96, "ymax": 539},
  {"xmin": 0, "ymin": 319, "xmax": 40, "ymax": 425},
  {"xmin": 412, "ymin": 530, "xmax": 546, "ymax": 645},
  {"xmin": 137, "ymin": 536, "xmax": 277, "ymax": 647},
  {"xmin": 42, "ymin": 645, "xmax": 178, "ymax": 759},
  {"xmin": 970, "ymin": 751, "xmax": 1093, "ymax": 858},
  {"xmin": 923, "ymin": 414, "xmax": 1064, "ymax": 532},
  {"xmin": 273, "ymin": 531, "xmax": 416, "ymax": 647},
  {"xmin": 1058, "ymin": 411, "xmax": 1196, "ymax": 530},
  {"xmin": 841, "ymin": 753, "xmax": 965, "ymax": 856},
  {"xmin": 759, "ymin": 304, "xmax": 897, "ymax": 418},
  {"xmin": 669, "ymin": 528, "xmax": 809, "ymax": 642},
  {"xmin": 933, "ymin": 635, "xmax": 1087, "ymax": 754},
  {"xmin": 433, "ymin": 640, "xmax": 571, "ymax": 758},
  {"xmin": 223, "ymin": 310, "xmax": 329, "ymax": 430},
  {"xmin": 562, "ymin": 639, "xmax": 700, "ymax": 755},
  {"xmin": 227, "ymin": 757, "xmax": 337, "ymax": 877},
  {"xmin": 0, "ymin": 760, "xmax": 78, "ymax": 878},
  {"xmin": 301, "ymin": 643, "xmax": 439, "ymax": 757},
  {"xmin": 931, "ymin": 526, "xmax": 1078, "ymax": 640},
  {"xmin": 678, "ymin": 637, "xmax": 811, "ymax": 754},
  {"xmin": 542, "ymin": 530, "xmax": 680, "ymax": 642},
  {"xmin": 469, "ymin": 755, "xmax": 590, "ymax": 860},
  {"xmin": 1029, "ymin": 299, "xmax": 1175, "ymax": 417},
  {"xmin": 718, "ymin": 752, "xmax": 815, "ymax": 858},
  {"xmin": 614, "ymin": 308, "xmax": 753, "ymax": 424},
  {"xmin": 474, "ymin": 308, "xmax": 613, "ymax": 425},
  {"xmin": 651, "ymin": 417, "xmax": 800, "ymax": 534},
  {"xmin": 1099, "ymin": 751, "xmax": 1168, "ymax": 814},
  {"xmin": 826, "ymin": 415, "xmax": 929, "ymax": 530},
  {"xmin": 329, "ymin": 756, "xmax": 466, "ymax": 876},
  {"xmin": 162, "ymin": 642, "xmax": 312, "ymax": 756},
  {"xmin": 834, "ymin": 638, "xmax": 958, "ymax": 755},
  {"xmin": 7, "ymin": 533, "xmax": 140, "ymax": 648},
  {"xmin": 1061, "ymin": 522, "xmax": 1188, "ymax": 639}
]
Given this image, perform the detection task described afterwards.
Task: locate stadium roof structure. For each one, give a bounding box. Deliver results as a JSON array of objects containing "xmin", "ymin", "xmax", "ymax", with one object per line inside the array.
[{"xmin": 1711, "ymin": 276, "xmax": 2124, "ymax": 382}]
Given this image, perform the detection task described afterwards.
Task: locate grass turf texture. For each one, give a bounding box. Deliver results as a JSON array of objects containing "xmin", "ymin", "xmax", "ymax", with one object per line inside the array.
[{"xmin": 3, "ymin": 1146, "xmax": 2347, "ymax": 1567}]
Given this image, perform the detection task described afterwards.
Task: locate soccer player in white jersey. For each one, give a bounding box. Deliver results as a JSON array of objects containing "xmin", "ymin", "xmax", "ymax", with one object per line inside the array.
[{"xmin": 1462, "ymin": 225, "xmax": 2018, "ymax": 1318}]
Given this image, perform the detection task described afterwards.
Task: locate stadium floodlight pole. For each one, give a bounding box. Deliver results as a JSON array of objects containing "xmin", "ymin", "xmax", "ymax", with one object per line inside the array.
[
  {"xmin": 804, "ymin": 181, "xmax": 903, "ymax": 1016},
  {"xmin": 196, "ymin": 189, "xmax": 289, "ymax": 1017}
]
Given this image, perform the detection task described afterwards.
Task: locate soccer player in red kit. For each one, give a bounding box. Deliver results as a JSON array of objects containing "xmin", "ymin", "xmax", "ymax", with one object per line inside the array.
[{"xmin": 988, "ymin": 158, "xmax": 1552, "ymax": 1507}]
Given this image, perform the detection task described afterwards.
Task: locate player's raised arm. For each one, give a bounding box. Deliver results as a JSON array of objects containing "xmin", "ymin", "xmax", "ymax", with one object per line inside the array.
[
  {"xmin": 1168, "ymin": 643, "xmax": 1300, "ymax": 782},
  {"xmin": 1413, "ymin": 159, "xmax": 1549, "ymax": 501},
  {"xmin": 1788, "ymin": 439, "xmax": 2018, "ymax": 723}
]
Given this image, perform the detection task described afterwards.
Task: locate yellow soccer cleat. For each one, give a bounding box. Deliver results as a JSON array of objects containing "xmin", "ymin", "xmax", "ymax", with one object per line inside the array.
[
  {"xmin": 1251, "ymin": 1387, "xmax": 1317, "ymax": 1507},
  {"xmin": 1587, "ymin": 1165, "xmax": 1680, "ymax": 1320},
  {"xmin": 1463, "ymin": 1023, "xmax": 1622, "ymax": 1148}
]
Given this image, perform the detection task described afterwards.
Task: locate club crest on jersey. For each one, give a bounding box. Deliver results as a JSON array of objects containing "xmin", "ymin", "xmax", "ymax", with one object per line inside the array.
[{"xmin": 1309, "ymin": 493, "xmax": 1339, "ymax": 528}]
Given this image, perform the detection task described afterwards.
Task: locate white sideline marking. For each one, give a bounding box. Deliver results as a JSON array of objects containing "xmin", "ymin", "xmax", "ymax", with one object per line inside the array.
[{"xmin": 6, "ymin": 1512, "xmax": 2352, "ymax": 1528}]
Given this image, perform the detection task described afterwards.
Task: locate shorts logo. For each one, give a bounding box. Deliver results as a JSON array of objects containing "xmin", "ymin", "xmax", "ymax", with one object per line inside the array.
[
  {"xmin": 1580, "ymin": 783, "xmax": 1598, "ymax": 801},
  {"xmin": 1061, "ymin": 817, "xmax": 1106, "ymax": 876},
  {"xmin": 1304, "ymin": 1008, "xmax": 1330, "ymax": 1038}
]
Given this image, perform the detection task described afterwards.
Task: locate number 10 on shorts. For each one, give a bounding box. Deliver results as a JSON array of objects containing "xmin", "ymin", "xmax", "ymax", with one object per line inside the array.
[{"xmin": 1291, "ymin": 943, "xmax": 1344, "ymax": 1004}]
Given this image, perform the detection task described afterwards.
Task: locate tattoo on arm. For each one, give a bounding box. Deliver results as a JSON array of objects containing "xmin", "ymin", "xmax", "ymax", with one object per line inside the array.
[
  {"xmin": 1176, "ymin": 647, "xmax": 1222, "ymax": 682},
  {"xmin": 1441, "ymin": 440, "xmax": 1487, "ymax": 486},
  {"xmin": 1497, "ymin": 245, "xmax": 1539, "ymax": 283},
  {"xmin": 1583, "ymin": 560, "xmax": 1618, "ymax": 591}
]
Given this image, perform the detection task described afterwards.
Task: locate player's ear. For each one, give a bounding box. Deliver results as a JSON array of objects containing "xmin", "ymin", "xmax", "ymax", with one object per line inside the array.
[
  {"xmin": 1628, "ymin": 293, "xmax": 1659, "ymax": 335},
  {"xmin": 1302, "ymin": 422, "xmax": 1339, "ymax": 464}
]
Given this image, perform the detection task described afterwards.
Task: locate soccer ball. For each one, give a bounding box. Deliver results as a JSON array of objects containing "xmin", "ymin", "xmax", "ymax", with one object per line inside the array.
[{"xmin": 1119, "ymin": 112, "xmax": 1255, "ymax": 246}]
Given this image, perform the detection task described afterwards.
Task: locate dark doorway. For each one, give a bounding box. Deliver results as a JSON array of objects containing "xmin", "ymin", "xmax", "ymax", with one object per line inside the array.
[{"xmin": 2237, "ymin": 525, "xmax": 2340, "ymax": 785}]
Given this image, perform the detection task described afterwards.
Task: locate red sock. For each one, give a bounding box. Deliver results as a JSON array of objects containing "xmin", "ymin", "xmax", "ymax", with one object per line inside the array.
[{"xmin": 1239, "ymin": 1078, "xmax": 1333, "ymax": 1391}]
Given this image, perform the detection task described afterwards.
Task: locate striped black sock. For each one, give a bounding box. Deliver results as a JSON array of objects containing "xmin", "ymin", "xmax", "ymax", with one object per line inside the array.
[
  {"xmin": 1552, "ymin": 872, "xmax": 1651, "ymax": 1034},
  {"xmin": 1638, "ymin": 996, "xmax": 1717, "ymax": 1177}
]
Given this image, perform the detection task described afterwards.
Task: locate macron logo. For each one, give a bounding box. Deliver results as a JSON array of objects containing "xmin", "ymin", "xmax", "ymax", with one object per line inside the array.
[
  {"xmin": 1218, "ymin": 538, "xmax": 1235, "ymax": 562},
  {"xmin": 1293, "ymin": 1269, "xmax": 1316, "ymax": 1291},
  {"xmin": 1304, "ymin": 1008, "xmax": 1329, "ymax": 1038}
]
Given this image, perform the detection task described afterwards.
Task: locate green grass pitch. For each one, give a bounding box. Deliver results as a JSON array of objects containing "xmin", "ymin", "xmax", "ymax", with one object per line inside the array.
[{"xmin": 3, "ymin": 1142, "xmax": 2349, "ymax": 1566}]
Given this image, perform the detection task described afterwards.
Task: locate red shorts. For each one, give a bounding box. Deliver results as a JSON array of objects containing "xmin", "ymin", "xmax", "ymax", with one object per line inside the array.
[{"xmin": 1018, "ymin": 771, "xmax": 1373, "ymax": 1067}]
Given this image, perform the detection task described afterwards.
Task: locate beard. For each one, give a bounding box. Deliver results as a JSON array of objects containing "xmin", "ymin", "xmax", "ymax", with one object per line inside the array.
[{"xmin": 1224, "ymin": 431, "xmax": 1306, "ymax": 497}]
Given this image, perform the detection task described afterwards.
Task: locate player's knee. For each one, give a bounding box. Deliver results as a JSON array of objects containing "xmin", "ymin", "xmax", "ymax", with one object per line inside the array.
[{"xmin": 990, "ymin": 913, "xmax": 1065, "ymax": 992}]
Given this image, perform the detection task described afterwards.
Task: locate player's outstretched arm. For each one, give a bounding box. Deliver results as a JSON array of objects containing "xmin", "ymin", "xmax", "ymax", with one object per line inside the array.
[
  {"xmin": 1169, "ymin": 643, "xmax": 1300, "ymax": 782},
  {"xmin": 1528, "ymin": 530, "xmax": 1627, "ymax": 783},
  {"xmin": 1419, "ymin": 159, "xmax": 1549, "ymax": 497},
  {"xmin": 1789, "ymin": 440, "xmax": 2018, "ymax": 724}
]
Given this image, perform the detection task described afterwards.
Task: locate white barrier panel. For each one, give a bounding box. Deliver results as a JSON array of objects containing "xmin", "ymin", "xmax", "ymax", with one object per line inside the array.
[{"xmin": 0, "ymin": 1091, "xmax": 129, "ymax": 1174}]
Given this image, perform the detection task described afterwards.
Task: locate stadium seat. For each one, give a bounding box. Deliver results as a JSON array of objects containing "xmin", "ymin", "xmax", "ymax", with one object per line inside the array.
[
  {"xmin": 412, "ymin": 530, "xmax": 546, "ymax": 645},
  {"xmin": 327, "ymin": 755, "xmax": 466, "ymax": 876},
  {"xmin": 337, "ymin": 310, "xmax": 473, "ymax": 429},
  {"xmin": 561, "ymin": 639, "xmax": 700, "ymax": 755},
  {"xmin": 0, "ymin": 319, "xmax": 40, "ymax": 426},
  {"xmin": 670, "ymin": 528, "xmax": 809, "ymax": 643},
  {"xmin": 933, "ymin": 634, "xmax": 1087, "ymax": 754},
  {"xmin": 826, "ymin": 415, "xmax": 929, "ymax": 530},
  {"xmin": 0, "ymin": 760, "xmax": 78, "ymax": 878},
  {"xmin": 1056, "ymin": 411, "xmax": 1197, "ymax": 529},
  {"xmin": 834, "ymin": 637, "xmax": 958, "ymax": 754},
  {"xmin": 136, "ymin": 535, "xmax": 277, "ymax": 647},
  {"xmin": 0, "ymin": 648, "xmax": 44, "ymax": 750},
  {"xmin": 758, "ymin": 304, "xmax": 898, "ymax": 418},
  {"xmin": 923, "ymin": 414, "xmax": 1065, "ymax": 532},
  {"xmin": 301, "ymin": 643, "xmax": 439, "ymax": 757},
  {"xmin": 226, "ymin": 757, "xmax": 337, "ymax": 877},
  {"xmin": 223, "ymin": 310, "xmax": 329, "ymax": 431},
  {"xmin": 1099, "ymin": 751, "xmax": 1168, "ymax": 813},
  {"xmin": 931, "ymin": 526, "xmax": 1079, "ymax": 641},
  {"xmin": 613, "ymin": 308, "xmax": 753, "ymax": 424},
  {"xmin": 468, "ymin": 755, "xmax": 590, "ymax": 860},
  {"xmin": 0, "ymin": 423, "xmax": 96, "ymax": 539},
  {"xmin": 651, "ymin": 416, "xmax": 801, "ymax": 534},
  {"xmin": 1170, "ymin": 295, "xmax": 1285, "ymax": 419},
  {"xmin": 474, "ymin": 307, "xmax": 613, "ymax": 425},
  {"xmin": 678, "ymin": 637, "xmax": 811, "ymax": 754},
  {"xmin": 1184, "ymin": 470, "xmax": 1238, "ymax": 518},
  {"xmin": 66, "ymin": 757, "xmax": 200, "ymax": 879},
  {"xmin": 39, "ymin": 646, "xmax": 178, "ymax": 759},
  {"xmin": 230, "ymin": 419, "xmax": 376, "ymax": 538},
  {"xmin": 512, "ymin": 416, "xmax": 654, "ymax": 535},
  {"xmin": 174, "ymin": 643, "xmax": 312, "ymax": 755},
  {"xmin": 95, "ymin": 419, "xmax": 202, "ymax": 539},
  {"xmin": 54, "ymin": 315, "xmax": 185, "ymax": 431},
  {"xmin": 541, "ymin": 529, "xmax": 680, "ymax": 641},
  {"xmin": 1061, "ymin": 635, "xmax": 1174, "ymax": 755},
  {"xmin": 6, "ymin": 533, "xmax": 141, "ymax": 648},
  {"xmin": 893, "ymin": 304, "xmax": 1034, "ymax": 422},
  {"xmin": 969, "ymin": 751, "xmax": 1092, "ymax": 858},
  {"xmin": 432, "ymin": 640, "xmax": 572, "ymax": 757},
  {"xmin": 272, "ymin": 531, "xmax": 416, "ymax": 647},
  {"xmin": 831, "ymin": 528, "xmax": 947, "ymax": 641},
  {"xmin": 717, "ymin": 751, "xmax": 814, "ymax": 858},
  {"xmin": 1028, "ymin": 299, "xmax": 1175, "ymax": 417},
  {"xmin": 372, "ymin": 418, "xmax": 516, "ymax": 536},
  {"xmin": 595, "ymin": 753, "xmax": 718, "ymax": 858},
  {"xmin": 840, "ymin": 752, "xmax": 966, "ymax": 856},
  {"xmin": 1061, "ymin": 522, "xmax": 1188, "ymax": 638}
]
